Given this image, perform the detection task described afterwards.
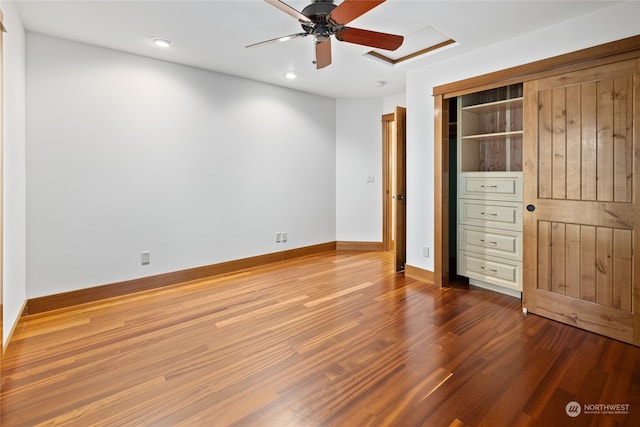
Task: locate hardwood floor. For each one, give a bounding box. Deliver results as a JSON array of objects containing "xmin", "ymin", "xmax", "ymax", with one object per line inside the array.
[{"xmin": 2, "ymin": 251, "xmax": 640, "ymax": 426}]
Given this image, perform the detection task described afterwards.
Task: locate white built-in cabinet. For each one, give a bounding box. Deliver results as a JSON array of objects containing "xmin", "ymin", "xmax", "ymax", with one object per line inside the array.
[{"xmin": 457, "ymin": 84, "xmax": 524, "ymax": 297}]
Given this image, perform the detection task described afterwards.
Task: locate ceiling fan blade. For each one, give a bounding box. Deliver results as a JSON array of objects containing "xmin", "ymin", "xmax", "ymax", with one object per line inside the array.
[
  {"xmin": 264, "ymin": 0, "xmax": 313, "ymax": 24},
  {"xmin": 315, "ymin": 39, "xmax": 332, "ymax": 69},
  {"xmin": 245, "ymin": 32, "xmax": 309, "ymax": 49},
  {"xmin": 336, "ymin": 27, "xmax": 403, "ymax": 51},
  {"xmin": 328, "ymin": 0, "xmax": 385, "ymax": 25}
]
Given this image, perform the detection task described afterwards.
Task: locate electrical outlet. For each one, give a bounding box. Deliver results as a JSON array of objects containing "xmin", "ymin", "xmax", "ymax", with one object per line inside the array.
[
  {"xmin": 282, "ymin": 232, "xmax": 288, "ymax": 243},
  {"xmin": 141, "ymin": 250, "xmax": 151, "ymax": 265},
  {"xmin": 276, "ymin": 232, "xmax": 282, "ymax": 243},
  {"xmin": 422, "ymin": 246, "xmax": 429, "ymax": 258}
]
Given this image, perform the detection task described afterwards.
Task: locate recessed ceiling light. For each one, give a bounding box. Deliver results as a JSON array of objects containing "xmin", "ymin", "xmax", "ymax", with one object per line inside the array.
[
  {"xmin": 151, "ymin": 37, "xmax": 173, "ymax": 48},
  {"xmin": 285, "ymin": 72, "xmax": 297, "ymax": 80}
]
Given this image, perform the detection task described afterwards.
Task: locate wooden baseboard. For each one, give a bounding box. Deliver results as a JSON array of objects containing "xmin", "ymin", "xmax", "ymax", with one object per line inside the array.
[
  {"xmin": 24, "ymin": 242, "xmax": 337, "ymax": 316},
  {"xmin": 336, "ymin": 241, "xmax": 385, "ymax": 251},
  {"xmin": 405, "ymin": 264, "xmax": 435, "ymax": 284}
]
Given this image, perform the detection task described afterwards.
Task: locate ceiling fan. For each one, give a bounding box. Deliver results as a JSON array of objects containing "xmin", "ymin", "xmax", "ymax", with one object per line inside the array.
[{"xmin": 246, "ymin": 0, "xmax": 404, "ymax": 69}]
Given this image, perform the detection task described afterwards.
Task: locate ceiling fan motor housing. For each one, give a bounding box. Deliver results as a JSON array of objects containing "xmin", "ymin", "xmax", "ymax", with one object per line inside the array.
[{"xmin": 301, "ymin": 0, "xmax": 339, "ymax": 41}]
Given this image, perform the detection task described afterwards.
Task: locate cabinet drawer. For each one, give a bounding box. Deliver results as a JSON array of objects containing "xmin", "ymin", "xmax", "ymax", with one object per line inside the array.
[
  {"xmin": 458, "ymin": 200, "xmax": 522, "ymax": 231},
  {"xmin": 459, "ymin": 174, "xmax": 522, "ymax": 201},
  {"xmin": 458, "ymin": 225, "xmax": 522, "ymax": 261},
  {"xmin": 458, "ymin": 251, "xmax": 522, "ymax": 291}
]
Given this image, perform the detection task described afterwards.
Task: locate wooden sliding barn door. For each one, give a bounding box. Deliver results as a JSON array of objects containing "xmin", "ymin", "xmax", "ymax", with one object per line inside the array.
[{"xmin": 523, "ymin": 59, "xmax": 640, "ymax": 344}]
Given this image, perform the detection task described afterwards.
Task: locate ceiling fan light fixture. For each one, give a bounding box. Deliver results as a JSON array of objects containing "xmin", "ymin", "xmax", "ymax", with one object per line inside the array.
[
  {"xmin": 313, "ymin": 27, "xmax": 331, "ymax": 43},
  {"xmin": 151, "ymin": 37, "xmax": 173, "ymax": 48}
]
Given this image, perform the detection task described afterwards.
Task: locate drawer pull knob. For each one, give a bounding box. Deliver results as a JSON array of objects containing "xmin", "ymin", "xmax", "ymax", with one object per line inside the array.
[{"xmin": 526, "ymin": 204, "xmax": 536, "ymax": 212}]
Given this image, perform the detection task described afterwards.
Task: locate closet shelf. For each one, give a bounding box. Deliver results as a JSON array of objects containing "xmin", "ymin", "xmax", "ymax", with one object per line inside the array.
[
  {"xmin": 462, "ymin": 130, "xmax": 523, "ymax": 141},
  {"xmin": 462, "ymin": 97, "xmax": 523, "ymax": 114}
]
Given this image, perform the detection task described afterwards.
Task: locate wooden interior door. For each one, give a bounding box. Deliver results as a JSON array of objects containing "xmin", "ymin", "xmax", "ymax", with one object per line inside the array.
[
  {"xmin": 382, "ymin": 107, "xmax": 407, "ymax": 272},
  {"xmin": 394, "ymin": 106, "xmax": 407, "ymax": 272},
  {"xmin": 523, "ymin": 59, "xmax": 640, "ymax": 345}
]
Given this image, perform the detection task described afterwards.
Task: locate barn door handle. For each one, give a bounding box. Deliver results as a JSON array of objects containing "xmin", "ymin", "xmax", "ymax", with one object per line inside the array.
[{"xmin": 526, "ymin": 204, "xmax": 536, "ymax": 212}]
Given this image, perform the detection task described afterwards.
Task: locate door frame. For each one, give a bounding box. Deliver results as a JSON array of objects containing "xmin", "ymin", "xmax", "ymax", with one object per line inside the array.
[
  {"xmin": 433, "ymin": 35, "xmax": 640, "ymax": 287},
  {"xmin": 1, "ymin": 7, "xmax": 5, "ymax": 396},
  {"xmin": 382, "ymin": 112, "xmax": 394, "ymax": 252}
]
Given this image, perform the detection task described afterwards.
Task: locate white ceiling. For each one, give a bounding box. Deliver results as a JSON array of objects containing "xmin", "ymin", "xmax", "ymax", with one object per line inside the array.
[{"xmin": 13, "ymin": 0, "xmax": 623, "ymax": 98}]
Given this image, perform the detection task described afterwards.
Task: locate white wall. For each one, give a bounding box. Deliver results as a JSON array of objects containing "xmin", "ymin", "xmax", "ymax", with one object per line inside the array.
[
  {"xmin": 335, "ymin": 98, "xmax": 382, "ymax": 242},
  {"xmin": 383, "ymin": 93, "xmax": 406, "ymax": 114},
  {"xmin": 2, "ymin": 0, "xmax": 27, "ymax": 345},
  {"xmin": 405, "ymin": 1, "xmax": 640, "ymax": 273},
  {"xmin": 26, "ymin": 33, "xmax": 336, "ymax": 298}
]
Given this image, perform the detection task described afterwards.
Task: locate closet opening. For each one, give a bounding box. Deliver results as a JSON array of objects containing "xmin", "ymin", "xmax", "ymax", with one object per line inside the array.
[{"xmin": 448, "ymin": 97, "xmax": 460, "ymax": 281}]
